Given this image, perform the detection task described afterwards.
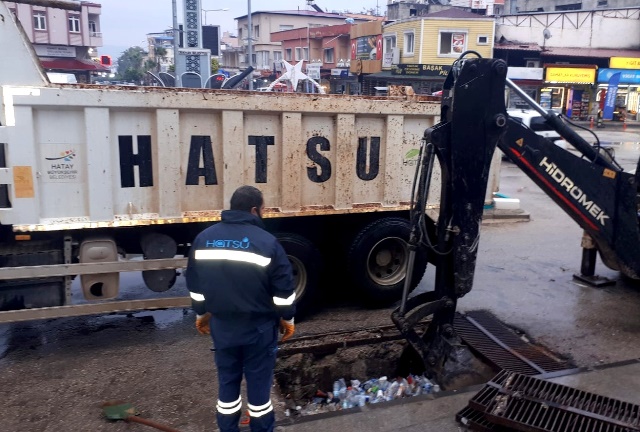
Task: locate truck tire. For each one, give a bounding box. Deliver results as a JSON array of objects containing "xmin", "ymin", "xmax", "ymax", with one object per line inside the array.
[
  {"xmin": 275, "ymin": 233, "xmax": 322, "ymax": 318},
  {"xmin": 348, "ymin": 217, "xmax": 427, "ymax": 306}
]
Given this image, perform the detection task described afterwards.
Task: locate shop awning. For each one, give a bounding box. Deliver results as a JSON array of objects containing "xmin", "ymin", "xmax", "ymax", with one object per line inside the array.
[
  {"xmin": 364, "ymin": 70, "xmax": 445, "ymax": 81},
  {"xmin": 40, "ymin": 58, "xmax": 110, "ymax": 72}
]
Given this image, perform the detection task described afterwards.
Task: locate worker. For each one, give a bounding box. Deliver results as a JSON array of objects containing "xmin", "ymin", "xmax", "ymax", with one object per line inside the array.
[{"xmin": 186, "ymin": 185, "xmax": 296, "ymax": 432}]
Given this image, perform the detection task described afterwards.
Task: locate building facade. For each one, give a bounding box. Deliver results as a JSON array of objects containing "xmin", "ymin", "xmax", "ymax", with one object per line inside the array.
[
  {"xmin": 496, "ymin": 7, "xmax": 640, "ymax": 120},
  {"xmin": 271, "ymin": 23, "xmax": 353, "ymax": 92},
  {"xmin": 235, "ymin": 10, "xmax": 371, "ymax": 72},
  {"xmin": 5, "ymin": 1, "xmax": 107, "ymax": 82},
  {"xmin": 363, "ymin": 9, "xmax": 495, "ymax": 95},
  {"xmin": 505, "ymin": 0, "xmax": 638, "ymax": 14}
]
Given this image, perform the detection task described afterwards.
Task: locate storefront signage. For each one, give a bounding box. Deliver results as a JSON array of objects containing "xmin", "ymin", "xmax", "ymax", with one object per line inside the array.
[
  {"xmin": 306, "ymin": 63, "xmax": 321, "ymax": 80},
  {"xmin": 598, "ymin": 68, "xmax": 640, "ymax": 84},
  {"xmin": 331, "ymin": 68, "xmax": 350, "ymax": 77},
  {"xmin": 545, "ymin": 67, "xmax": 595, "ymax": 83},
  {"xmin": 610, "ymin": 57, "xmax": 640, "ymax": 69},
  {"xmin": 392, "ymin": 64, "xmax": 451, "ymax": 77},
  {"xmin": 351, "ymin": 35, "xmax": 382, "ymax": 60},
  {"xmin": 603, "ymin": 72, "xmax": 620, "ymax": 121},
  {"xmin": 507, "ymin": 67, "xmax": 543, "ymax": 81},
  {"xmin": 34, "ymin": 45, "xmax": 76, "ymax": 58}
]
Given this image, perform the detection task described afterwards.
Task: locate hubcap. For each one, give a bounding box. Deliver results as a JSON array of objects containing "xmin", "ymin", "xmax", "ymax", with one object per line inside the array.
[
  {"xmin": 366, "ymin": 237, "xmax": 408, "ymax": 287},
  {"xmin": 288, "ymin": 255, "xmax": 308, "ymax": 299}
]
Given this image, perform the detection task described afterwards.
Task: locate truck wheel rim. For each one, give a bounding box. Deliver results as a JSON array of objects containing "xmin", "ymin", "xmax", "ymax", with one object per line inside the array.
[
  {"xmin": 289, "ymin": 255, "xmax": 308, "ymax": 298},
  {"xmin": 366, "ymin": 237, "xmax": 408, "ymax": 286}
]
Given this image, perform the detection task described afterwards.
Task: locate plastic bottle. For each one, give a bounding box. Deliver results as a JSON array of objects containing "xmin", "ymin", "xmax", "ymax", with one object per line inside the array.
[
  {"xmin": 385, "ymin": 381, "xmax": 399, "ymax": 400},
  {"xmin": 378, "ymin": 376, "xmax": 388, "ymax": 391},
  {"xmin": 333, "ymin": 380, "xmax": 341, "ymax": 396}
]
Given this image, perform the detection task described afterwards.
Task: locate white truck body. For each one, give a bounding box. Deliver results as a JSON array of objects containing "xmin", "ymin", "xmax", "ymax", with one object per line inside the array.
[{"xmin": 0, "ymin": 1, "xmax": 501, "ymax": 322}]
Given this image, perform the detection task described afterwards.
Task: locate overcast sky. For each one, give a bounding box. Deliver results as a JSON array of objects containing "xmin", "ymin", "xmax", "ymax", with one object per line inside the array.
[{"xmin": 100, "ymin": 0, "xmax": 383, "ymax": 58}]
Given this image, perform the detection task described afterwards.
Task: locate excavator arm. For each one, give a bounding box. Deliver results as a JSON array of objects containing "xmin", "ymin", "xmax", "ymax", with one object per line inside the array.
[{"xmin": 392, "ymin": 53, "xmax": 640, "ymax": 388}]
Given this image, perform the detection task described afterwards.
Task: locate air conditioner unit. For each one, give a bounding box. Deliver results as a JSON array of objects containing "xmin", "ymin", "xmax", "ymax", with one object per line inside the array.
[
  {"xmin": 526, "ymin": 60, "xmax": 540, "ymax": 68},
  {"xmin": 392, "ymin": 47, "xmax": 400, "ymax": 64}
]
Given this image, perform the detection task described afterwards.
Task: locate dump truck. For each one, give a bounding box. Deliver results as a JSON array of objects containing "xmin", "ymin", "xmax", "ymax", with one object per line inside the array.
[{"xmin": 0, "ymin": 1, "xmax": 503, "ymax": 322}]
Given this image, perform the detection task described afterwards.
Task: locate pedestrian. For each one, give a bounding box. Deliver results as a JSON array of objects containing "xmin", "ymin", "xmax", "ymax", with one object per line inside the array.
[{"xmin": 186, "ymin": 185, "xmax": 296, "ymax": 432}]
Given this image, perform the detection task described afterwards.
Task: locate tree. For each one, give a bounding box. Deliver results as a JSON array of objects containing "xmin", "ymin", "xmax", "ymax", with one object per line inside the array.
[
  {"xmin": 155, "ymin": 47, "xmax": 168, "ymax": 62},
  {"xmin": 116, "ymin": 46, "xmax": 148, "ymax": 82},
  {"xmin": 211, "ymin": 57, "xmax": 219, "ymax": 74}
]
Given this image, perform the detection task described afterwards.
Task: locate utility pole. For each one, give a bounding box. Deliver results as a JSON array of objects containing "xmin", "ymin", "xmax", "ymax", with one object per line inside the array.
[
  {"xmin": 247, "ymin": 0, "xmax": 253, "ymax": 90},
  {"xmin": 172, "ymin": 0, "xmax": 181, "ymax": 86}
]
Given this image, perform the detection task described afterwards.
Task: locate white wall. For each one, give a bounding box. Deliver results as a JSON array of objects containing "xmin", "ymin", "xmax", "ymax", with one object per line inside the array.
[{"xmin": 496, "ymin": 8, "xmax": 640, "ymax": 49}]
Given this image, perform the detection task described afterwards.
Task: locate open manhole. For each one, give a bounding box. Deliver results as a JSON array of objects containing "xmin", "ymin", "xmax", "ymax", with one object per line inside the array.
[{"xmin": 275, "ymin": 311, "xmax": 574, "ymax": 417}]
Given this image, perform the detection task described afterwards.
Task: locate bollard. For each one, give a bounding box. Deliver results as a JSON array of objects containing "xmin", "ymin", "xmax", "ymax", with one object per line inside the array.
[
  {"xmin": 589, "ymin": 116, "xmax": 594, "ymax": 129},
  {"xmin": 623, "ymin": 118, "xmax": 627, "ymax": 131}
]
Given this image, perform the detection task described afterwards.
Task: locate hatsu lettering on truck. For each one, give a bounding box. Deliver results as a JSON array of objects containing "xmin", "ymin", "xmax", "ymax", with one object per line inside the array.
[
  {"xmin": 118, "ymin": 134, "xmax": 382, "ymax": 188},
  {"xmin": 206, "ymin": 237, "xmax": 250, "ymax": 249},
  {"xmin": 539, "ymin": 157, "xmax": 610, "ymax": 226}
]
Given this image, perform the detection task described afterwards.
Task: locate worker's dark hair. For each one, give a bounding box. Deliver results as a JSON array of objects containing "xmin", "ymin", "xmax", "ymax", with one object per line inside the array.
[{"xmin": 230, "ymin": 186, "xmax": 263, "ymax": 212}]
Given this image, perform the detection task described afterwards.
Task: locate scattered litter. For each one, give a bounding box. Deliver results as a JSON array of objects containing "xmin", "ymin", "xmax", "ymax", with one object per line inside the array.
[{"xmin": 295, "ymin": 374, "xmax": 441, "ymax": 416}]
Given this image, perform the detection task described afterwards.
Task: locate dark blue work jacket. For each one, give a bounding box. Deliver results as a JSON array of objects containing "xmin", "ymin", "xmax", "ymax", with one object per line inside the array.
[{"xmin": 186, "ymin": 210, "xmax": 295, "ymax": 349}]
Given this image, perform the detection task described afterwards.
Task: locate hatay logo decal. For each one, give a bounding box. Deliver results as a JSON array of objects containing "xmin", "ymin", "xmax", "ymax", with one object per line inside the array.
[{"xmin": 43, "ymin": 146, "xmax": 80, "ymax": 182}]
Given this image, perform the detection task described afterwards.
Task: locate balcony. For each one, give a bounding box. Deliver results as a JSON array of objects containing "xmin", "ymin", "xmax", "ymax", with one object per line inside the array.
[{"xmin": 90, "ymin": 32, "xmax": 103, "ymax": 47}]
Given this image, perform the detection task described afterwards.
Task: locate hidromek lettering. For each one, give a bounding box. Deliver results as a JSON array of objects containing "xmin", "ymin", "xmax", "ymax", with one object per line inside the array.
[{"xmin": 539, "ymin": 157, "xmax": 609, "ymax": 226}]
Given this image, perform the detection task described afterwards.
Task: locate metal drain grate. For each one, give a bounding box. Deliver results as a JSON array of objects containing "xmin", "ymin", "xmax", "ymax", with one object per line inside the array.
[
  {"xmin": 454, "ymin": 310, "xmax": 573, "ymax": 375},
  {"xmin": 467, "ymin": 371, "xmax": 640, "ymax": 432},
  {"xmin": 455, "ymin": 406, "xmax": 501, "ymax": 432}
]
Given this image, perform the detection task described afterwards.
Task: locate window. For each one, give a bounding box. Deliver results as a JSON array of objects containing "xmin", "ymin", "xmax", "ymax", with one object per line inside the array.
[
  {"xmin": 303, "ymin": 47, "xmax": 309, "ymax": 61},
  {"xmin": 324, "ymin": 48, "xmax": 334, "ymax": 63},
  {"xmin": 597, "ymin": 0, "xmax": 607, "ymax": 6},
  {"xmin": 89, "ymin": 20, "xmax": 97, "ymax": 34},
  {"xmin": 403, "ymin": 31, "xmax": 414, "ymax": 56},
  {"xmin": 238, "ymin": 28, "xmax": 243, "ymax": 41},
  {"xmin": 253, "ymin": 25, "xmax": 259, "ymax": 38},
  {"xmin": 295, "ymin": 47, "xmax": 302, "ymax": 61},
  {"xmin": 285, "ymin": 48, "xmax": 292, "ymax": 61},
  {"xmin": 279, "ymin": 24, "xmax": 293, "ymax": 31},
  {"xmin": 477, "ymin": 35, "xmax": 489, "ymax": 45},
  {"xmin": 439, "ymin": 31, "xmax": 467, "ymax": 56},
  {"xmin": 251, "ymin": 53, "xmax": 257, "ymax": 65},
  {"xmin": 68, "ymin": 15, "xmax": 80, "ymax": 33},
  {"xmin": 33, "ymin": 13, "xmax": 46, "ymax": 30},
  {"xmin": 273, "ymin": 51, "xmax": 283, "ymax": 62},
  {"xmin": 555, "ymin": 2, "xmax": 581, "ymax": 10}
]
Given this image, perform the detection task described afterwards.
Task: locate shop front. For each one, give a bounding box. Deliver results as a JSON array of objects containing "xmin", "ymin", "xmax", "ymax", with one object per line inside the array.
[
  {"xmin": 596, "ymin": 57, "xmax": 640, "ymax": 121},
  {"xmin": 330, "ymin": 68, "xmax": 359, "ymax": 94},
  {"xmin": 506, "ymin": 67, "xmax": 544, "ymax": 109},
  {"xmin": 596, "ymin": 69, "xmax": 640, "ymax": 121},
  {"xmin": 363, "ymin": 63, "xmax": 451, "ymax": 96},
  {"xmin": 542, "ymin": 65, "xmax": 597, "ymax": 120}
]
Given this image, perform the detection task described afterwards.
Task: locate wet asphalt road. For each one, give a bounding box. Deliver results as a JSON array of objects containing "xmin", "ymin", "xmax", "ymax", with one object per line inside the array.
[{"xmin": 1, "ymin": 129, "xmax": 640, "ymax": 432}]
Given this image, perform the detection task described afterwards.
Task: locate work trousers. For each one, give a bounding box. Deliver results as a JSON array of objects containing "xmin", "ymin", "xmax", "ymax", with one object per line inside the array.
[{"xmin": 214, "ymin": 323, "xmax": 278, "ymax": 432}]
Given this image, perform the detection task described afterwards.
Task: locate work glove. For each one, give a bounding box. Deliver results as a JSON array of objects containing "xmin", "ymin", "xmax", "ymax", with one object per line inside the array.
[
  {"xmin": 195, "ymin": 312, "xmax": 211, "ymax": 335},
  {"xmin": 279, "ymin": 318, "xmax": 295, "ymax": 342}
]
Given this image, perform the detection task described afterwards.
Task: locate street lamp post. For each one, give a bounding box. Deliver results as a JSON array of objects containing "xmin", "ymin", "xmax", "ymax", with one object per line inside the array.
[
  {"xmin": 172, "ymin": 0, "xmax": 181, "ymax": 87},
  {"xmin": 202, "ymin": 8, "xmax": 228, "ymax": 25},
  {"xmin": 247, "ymin": 0, "xmax": 253, "ymax": 90}
]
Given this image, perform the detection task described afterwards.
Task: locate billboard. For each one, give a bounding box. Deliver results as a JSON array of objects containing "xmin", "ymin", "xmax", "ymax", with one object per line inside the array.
[
  {"xmin": 351, "ymin": 35, "xmax": 382, "ymax": 60},
  {"xmin": 202, "ymin": 25, "xmax": 220, "ymax": 57}
]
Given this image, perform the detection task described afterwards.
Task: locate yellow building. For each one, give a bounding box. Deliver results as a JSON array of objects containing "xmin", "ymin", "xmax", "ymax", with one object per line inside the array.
[{"xmin": 364, "ymin": 9, "xmax": 495, "ymax": 95}]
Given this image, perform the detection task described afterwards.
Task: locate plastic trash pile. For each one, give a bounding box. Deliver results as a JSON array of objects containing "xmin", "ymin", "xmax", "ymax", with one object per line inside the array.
[{"xmin": 288, "ymin": 375, "xmax": 441, "ymax": 417}]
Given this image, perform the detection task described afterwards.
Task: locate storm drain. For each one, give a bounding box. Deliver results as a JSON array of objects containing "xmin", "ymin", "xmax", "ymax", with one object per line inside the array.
[
  {"xmin": 454, "ymin": 310, "xmax": 573, "ymax": 375},
  {"xmin": 460, "ymin": 370, "xmax": 640, "ymax": 432}
]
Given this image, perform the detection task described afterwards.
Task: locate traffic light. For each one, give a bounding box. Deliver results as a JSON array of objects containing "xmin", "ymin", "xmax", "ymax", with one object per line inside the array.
[{"xmin": 100, "ymin": 55, "xmax": 112, "ymax": 67}]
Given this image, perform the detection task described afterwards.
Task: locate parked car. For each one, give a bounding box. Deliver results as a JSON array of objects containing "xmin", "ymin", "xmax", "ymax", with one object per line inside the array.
[
  {"xmin": 506, "ymin": 109, "xmax": 614, "ymax": 159},
  {"xmin": 507, "ymin": 109, "xmax": 568, "ymax": 149}
]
